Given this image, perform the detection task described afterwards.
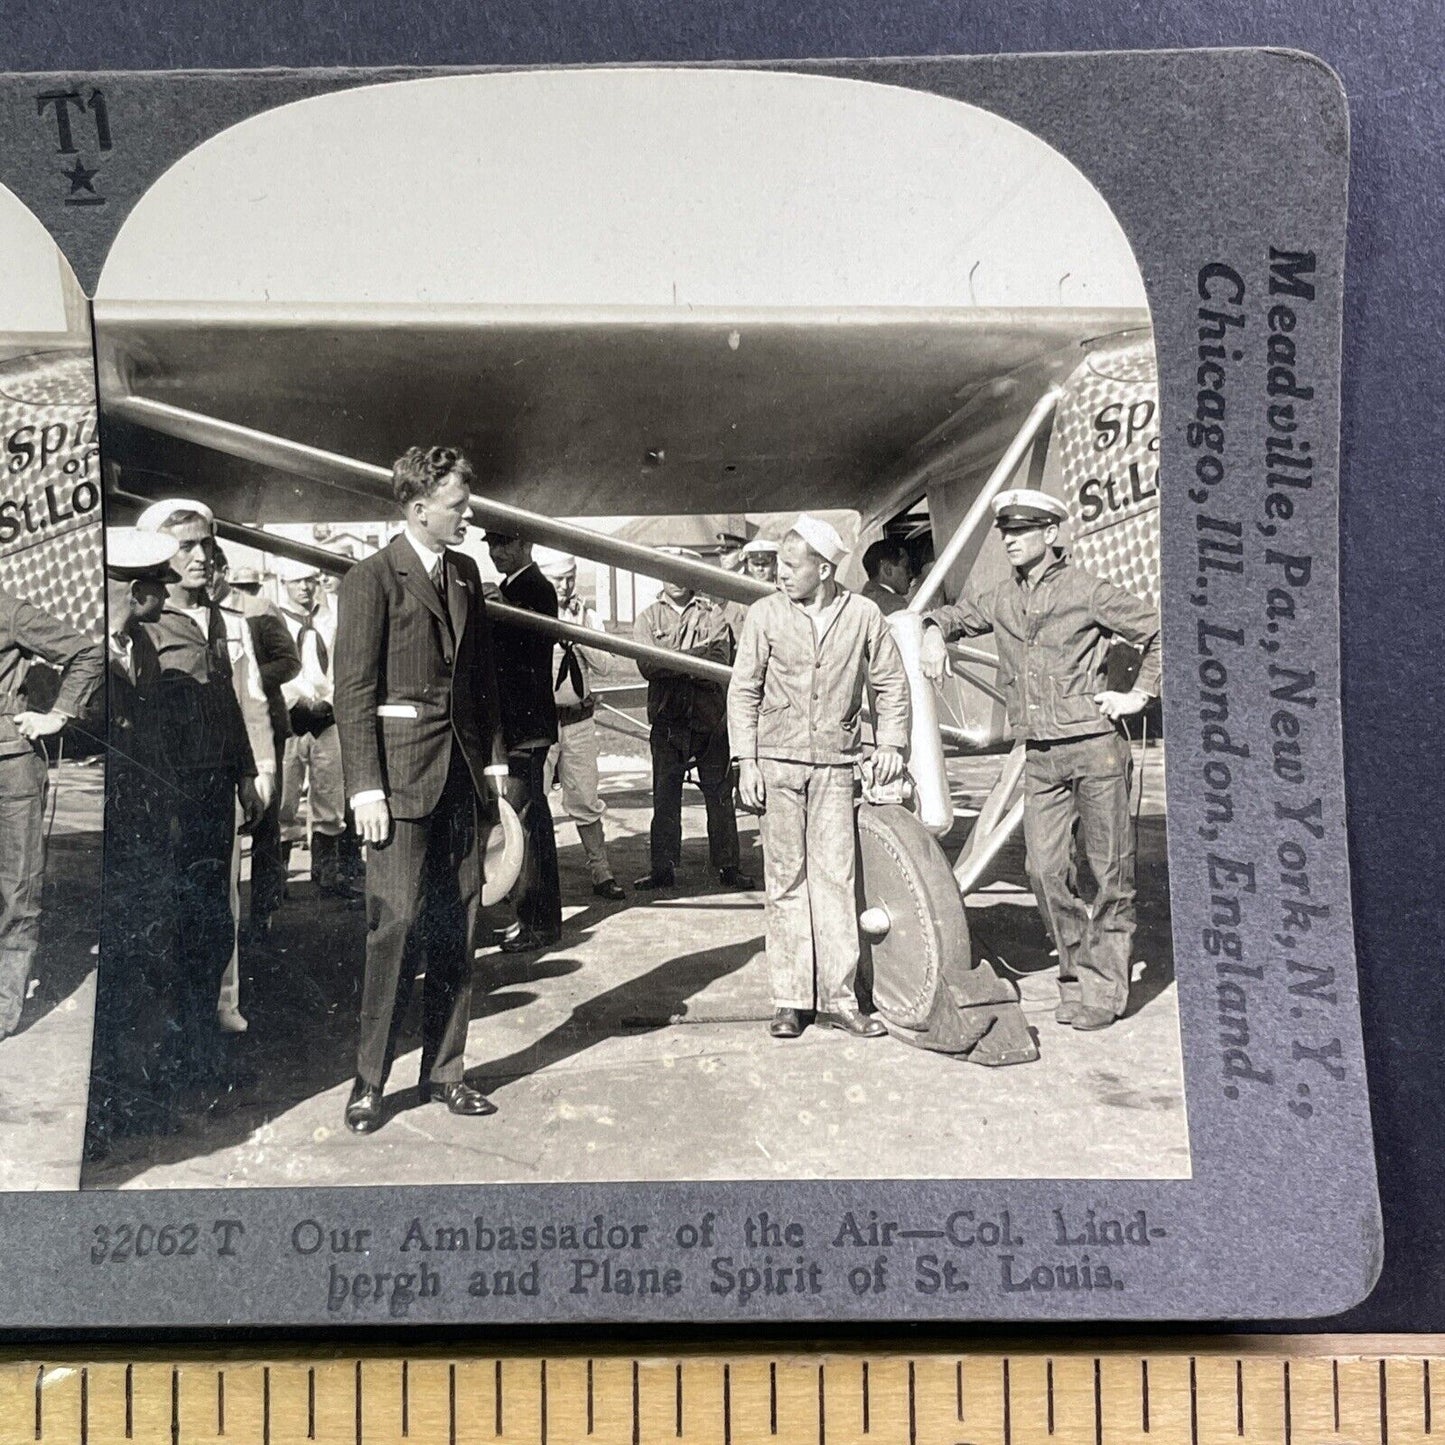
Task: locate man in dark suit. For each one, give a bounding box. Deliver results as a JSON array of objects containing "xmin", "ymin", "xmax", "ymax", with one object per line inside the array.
[
  {"xmin": 333, "ymin": 446, "xmax": 510, "ymax": 1134},
  {"xmin": 483, "ymin": 530, "xmax": 563, "ymax": 953}
]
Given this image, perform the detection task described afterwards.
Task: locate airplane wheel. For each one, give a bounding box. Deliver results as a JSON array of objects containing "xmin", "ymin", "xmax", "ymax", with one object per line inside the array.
[{"xmin": 856, "ymin": 802, "xmax": 971, "ymax": 1029}]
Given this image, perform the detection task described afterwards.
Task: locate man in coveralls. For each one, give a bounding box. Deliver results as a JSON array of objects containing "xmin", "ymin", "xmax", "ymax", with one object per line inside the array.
[
  {"xmin": 729, "ymin": 515, "xmax": 911, "ymax": 1040},
  {"xmin": 633, "ymin": 549, "xmax": 753, "ymax": 893},
  {"xmin": 919, "ymin": 488, "xmax": 1160, "ymax": 1031},
  {"xmin": 0, "ymin": 580, "xmax": 103, "ymax": 1039}
]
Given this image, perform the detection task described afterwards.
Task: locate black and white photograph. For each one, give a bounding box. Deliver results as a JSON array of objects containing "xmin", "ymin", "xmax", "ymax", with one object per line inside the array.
[
  {"xmin": 0, "ymin": 183, "xmax": 106, "ymax": 1189},
  {"xmin": 82, "ymin": 67, "xmax": 1186, "ymax": 1190}
]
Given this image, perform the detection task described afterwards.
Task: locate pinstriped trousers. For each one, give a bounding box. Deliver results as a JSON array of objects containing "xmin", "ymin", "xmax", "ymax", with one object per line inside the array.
[{"xmin": 356, "ymin": 747, "xmax": 480, "ymax": 1089}]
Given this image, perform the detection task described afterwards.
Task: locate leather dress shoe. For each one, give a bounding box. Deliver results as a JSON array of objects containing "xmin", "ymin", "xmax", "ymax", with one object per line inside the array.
[
  {"xmin": 499, "ymin": 925, "xmax": 560, "ymax": 954},
  {"xmin": 633, "ymin": 869, "xmax": 675, "ymax": 891},
  {"xmin": 593, "ymin": 878, "xmax": 627, "ymax": 901},
  {"xmin": 1071, "ymin": 1006, "xmax": 1119, "ymax": 1032},
  {"xmin": 421, "ymin": 1080, "xmax": 497, "ymax": 1116},
  {"xmin": 345, "ymin": 1078, "xmax": 384, "ymax": 1134},
  {"xmin": 718, "ymin": 867, "xmax": 756, "ymax": 890},
  {"xmin": 819, "ymin": 1008, "xmax": 887, "ymax": 1039},
  {"xmin": 1054, "ymin": 1000, "xmax": 1081, "ymax": 1025},
  {"xmin": 769, "ymin": 1007, "xmax": 803, "ymax": 1039}
]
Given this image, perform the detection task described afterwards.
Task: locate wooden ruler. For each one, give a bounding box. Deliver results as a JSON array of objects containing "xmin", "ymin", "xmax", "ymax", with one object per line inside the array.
[{"xmin": 0, "ymin": 1338, "xmax": 1439, "ymax": 1445}]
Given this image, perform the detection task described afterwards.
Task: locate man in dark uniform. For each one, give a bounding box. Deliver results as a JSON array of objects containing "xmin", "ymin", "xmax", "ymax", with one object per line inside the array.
[
  {"xmin": 0, "ymin": 580, "xmax": 103, "ymax": 1039},
  {"xmin": 919, "ymin": 488, "xmax": 1160, "ymax": 1031},
  {"xmin": 334, "ymin": 447, "xmax": 510, "ymax": 1133},
  {"xmin": 860, "ymin": 537, "xmax": 915, "ymax": 616},
  {"xmin": 135, "ymin": 498, "xmax": 265, "ymax": 1095},
  {"xmin": 88, "ymin": 528, "xmax": 183, "ymax": 1147},
  {"xmin": 483, "ymin": 529, "xmax": 563, "ymax": 952},
  {"xmin": 633, "ymin": 552, "xmax": 754, "ymax": 893}
]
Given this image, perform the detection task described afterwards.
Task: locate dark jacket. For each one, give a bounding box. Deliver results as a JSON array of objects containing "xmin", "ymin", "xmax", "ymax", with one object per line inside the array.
[
  {"xmin": 494, "ymin": 562, "xmax": 560, "ymax": 751},
  {"xmin": 634, "ymin": 594, "xmax": 735, "ymax": 735},
  {"xmin": 138, "ymin": 601, "xmax": 257, "ymax": 777},
  {"xmin": 333, "ymin": 534, "xmax": 508, "ymax": 819},
  {"xmin": 861, "ymin": 578, "xmax": 910, "ymax": 617},
  {"xmin": 924, "ymin": 550, "xmax": 1160, "ymax": 743},
  {"xmin": 0, "ymin": 587, "xmax": 103, "ymax": 759}
]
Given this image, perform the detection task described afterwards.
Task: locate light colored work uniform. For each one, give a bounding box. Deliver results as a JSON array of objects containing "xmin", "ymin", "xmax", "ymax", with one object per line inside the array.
[{"xmin": 729, "ymin": 589, "xmax": 910, "ymax": 1011}]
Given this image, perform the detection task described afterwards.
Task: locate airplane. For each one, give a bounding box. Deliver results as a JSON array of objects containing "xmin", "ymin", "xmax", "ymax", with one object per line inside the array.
[{"xmin": 85, "ymin": 300, "xmax": 1161, "ymax": 1065}]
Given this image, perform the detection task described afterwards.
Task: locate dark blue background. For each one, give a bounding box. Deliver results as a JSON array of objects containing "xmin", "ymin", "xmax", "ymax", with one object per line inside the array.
[{"xmin": 4, "ymin": 1, "xmax": 1439, "ymax": 1335}]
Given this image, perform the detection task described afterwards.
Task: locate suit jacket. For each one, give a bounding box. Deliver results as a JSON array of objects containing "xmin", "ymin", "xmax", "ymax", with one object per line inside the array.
[
  {"xmin": 333, "ymin": 534, "xmax": 507, "ymax": 820},
  {"xmin": 494, "ymin": 562, "xmax": 560, "ymax": 751}
]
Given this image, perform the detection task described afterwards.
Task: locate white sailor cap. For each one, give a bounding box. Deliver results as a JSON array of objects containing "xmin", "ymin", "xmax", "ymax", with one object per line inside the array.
[
  {"xmin": 230, "ymin": 564, "xmax": 263, "ymax": 586},
  {"xmin": 275, "ymin": 556, "xmax": 322, "ymax": 583},
  {"xmin": 134, "ymin": 497, "xmax": 216, "ymax": 534},
  {"xmin": 535, "ymin": 548, "xmax": 577, "ymax": 579},
  {"xmin": 786, "ymin": 514, "xmax": 849, "ymax": 566},
  {"xmin": 992, "ymin": 488, "xmax": 1068, "ymax": 530},
  {"xmin": 740, "ymin": 537, "xmax": 780, "ymax": 555},
  {"xmin": 106, "ymin": 527, "xmax": 180, "ymax": 581}
]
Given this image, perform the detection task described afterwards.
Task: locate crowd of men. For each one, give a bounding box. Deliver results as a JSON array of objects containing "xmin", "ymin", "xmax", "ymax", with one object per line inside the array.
[{"xmin": 89, "ymin": 440, "xmax": 1159, "ymax": 1143}]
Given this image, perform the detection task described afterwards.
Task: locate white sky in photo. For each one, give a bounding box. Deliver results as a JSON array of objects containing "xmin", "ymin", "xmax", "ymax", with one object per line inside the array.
[
  {"xmin": 0, "ymin": 184, "xmax": 75, "ymax": 332},
  {"xmin": 97, "ymin": 68, "xmax": 1146, "ymax": 311}
]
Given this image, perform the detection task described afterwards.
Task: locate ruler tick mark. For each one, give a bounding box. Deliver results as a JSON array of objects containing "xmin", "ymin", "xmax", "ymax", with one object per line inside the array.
[
  {"xmin": 125, "ymin": 1364, "xmax": 133, "ymax": 1441},
  {"xmin": 307, "ymin": 1367, "xmax": 315, "ymax": 1440},
  {"xmin": 907, "ymin": 1361, "xmax": 916, "ymax": 1445},
  {"xmin": 770, "ymin": 1361, "xmax": 778, "ymax": 1435},
  {"xmin": 819, "ymin": 1363, "xmax": 826, "ymax": 1445},
  {"xmin": 1093, "ymin": 1359, "xmax": 1102, "ymax": 1445},
  {"xmin": 496, "ymin": 1360, "xmax": 504, "ymax": 1437},
  {"xmin": 631, "ymin": 1361, "xmax": 639, "ymax": 1445},
  {"xmin": 1333, "ymin": 1359, "xmax": 1341, "ymax": 1432},
  {"xmin": 1381, "ymin": 1358, "xmax": 1390, "ymax": 1445},
  {"xmin": 263, "ymin": 1366, "xmax": 271, "ymax": 1445},
  {"xmin": 1235, "ymin": 1359, "xmax": 1244, "ymax": 1437},
  {"xmin": 1047, "ymin": 1359, "xmax": 1055, "ymax": 1435},
  {"xmin": 1003, "ymin": 1359, "xmax": 1012, "ymax": 1445},
  {"xmin": 171, "ymin": 1367, "xmax": 180, "ymax": 1445},
  {"xmin": 724, "ymin": 1363, "xmax": 732, "ymax": 1445},
  {"xmin": 80, "ymin": 1368, "xmax": 88, "ymax": 1445},
  {"xmin": 33, "ymin": 1365, "xmax": 42, "ymax": 1442},
  {"xmin": 449, "ymin": 1364, "xmax": 457, "ymax": 1445},
  {"xmin": 1141, "ymin": 1359, "xmax": 1150, "ymax": 1434},
  {"xmin": 676, "ymin": 1362, "xmax": 683, "ymax": 1438},
  {"xmin": 540, "ymin": 1360, "xmax": 547, "ymax": 1445},
  {"xmin": 587, "ymin": 1360, "xmax": 594, "ymax": 1435},
  {"xmin": 1283, "ymin": 1360, "xmax": 1292, "ymax": 1445},
  {"xmin": 862, "ymin": 1362, "xmax": 870, "ymax": 1435},
  {"xmin": 218, "ymin": 1369, "xmax": 226, "ymax": 1437},
  {"xmin": 1426, "ymin": 1359, "xmax": 1433, "ymax": 1434},
  {"xmin": 356, "ymin": 1359, "xmax": 363, "ymax": 1445},
  {"xmin": 403, "ymin": 1360, "xmax": 410, "ymax": 1438},
  {"xmin": 1188, "ymin": 1357, "xmax": 1198, "ymax": 1445}
]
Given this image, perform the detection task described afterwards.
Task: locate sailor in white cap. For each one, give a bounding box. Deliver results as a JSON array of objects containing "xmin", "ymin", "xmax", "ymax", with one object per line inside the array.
[
  {"xmin": 536, "ymin": 551, "xmax": 625, "ymax": 901},
  {"xmin": 132, "ymin": 498, "xmax": 266, "ymax": 1100},
  {"xmin": 90, "ymin": 528, "xmax": 183, "ymax": 1140},
  {"xmin": 633, "ymin": 547, "xmax": 754, "ymax": 893},
  {"xmin": 275, "ymin": 556, "xmax": 356, "ymax": 902},
  {"xmin": 919, "ymin": 486, "xmax": 1160, "ymax": 1031},
  {"xmin": 738, "ymin": 536, "xmax": 780, "ymax": 586},
  {"xmin": 728, "ymin": 515, "xmax": 911, "ymax": 1040}
]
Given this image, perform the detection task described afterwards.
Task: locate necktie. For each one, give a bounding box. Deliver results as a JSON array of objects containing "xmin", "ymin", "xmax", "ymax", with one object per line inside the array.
[
  {"xmin": 298, "ymin": 615, "xmax": 329, "ymax": 675},
  {"xmin": 434, "ymin": 554, "xmax": 448, "ymax": 605}
]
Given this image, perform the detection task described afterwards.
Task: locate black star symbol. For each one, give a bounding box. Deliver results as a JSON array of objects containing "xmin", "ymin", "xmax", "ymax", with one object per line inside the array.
[{"xmin": 62, "ymin": 159, "xmax": 99, "ymax": 194}]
